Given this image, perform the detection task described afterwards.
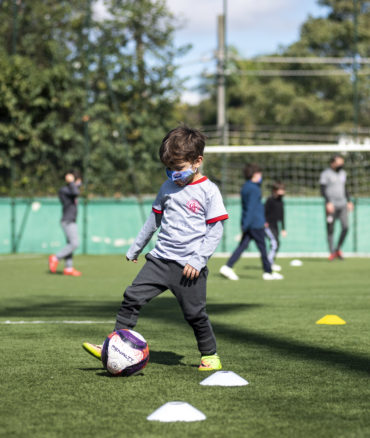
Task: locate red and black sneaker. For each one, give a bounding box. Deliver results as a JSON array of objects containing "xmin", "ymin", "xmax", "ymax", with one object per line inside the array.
[{"xmin": 336, "ymin": 250, "xmax": 344, "ymax": 260}]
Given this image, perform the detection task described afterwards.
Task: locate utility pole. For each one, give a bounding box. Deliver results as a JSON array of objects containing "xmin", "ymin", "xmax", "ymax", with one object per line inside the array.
[
  {"xmin": 217, "ymin": 1, "xmax": 228, "ymax": 251},
  {"xmin": 353, "ymin": 0, "xmax": 359, "ymax": 141},
  {"xmin": 217, "ymin": 14, "xmax": 228, "ymax": 147},
  {"xmin": 352, "ymin": 0, "xmax": 359, "ymax": 253},
  {"xmin": 10, "ymin": 0, "xmax": 19, "ymax": 253},
  {"xmin": 82, "ymin": 0, "xmax": 91, "ymax": 254}
]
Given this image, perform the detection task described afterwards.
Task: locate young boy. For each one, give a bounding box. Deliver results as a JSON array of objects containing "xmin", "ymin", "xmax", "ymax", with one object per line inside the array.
[
  {"xmin": 265, "ymin": 181, "xmax": 287, "ymax": 272},
  {"xmin": 83, "ymin": 126, "xmax": 228, "ymax": 371},
  {"xmin": 48, "ymin": 171, "xmax": 82, "ymax": 276},
  {"xmin": 219, "ymin": 164, "xmax": 283, "ymax": 281}
]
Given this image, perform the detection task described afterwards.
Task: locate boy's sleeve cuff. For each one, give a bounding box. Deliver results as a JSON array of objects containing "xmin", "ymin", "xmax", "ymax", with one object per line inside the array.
[
  {"xmin": 206, "ymin": 214, "xmax": 228, "ymax": 224},
  {"xmin": 187, "ymin": 258, "xmax": 205, "ymax": 272},
  {"xmin": 126, "ymin": 250, "xmax": 139, "ymax": 260}
]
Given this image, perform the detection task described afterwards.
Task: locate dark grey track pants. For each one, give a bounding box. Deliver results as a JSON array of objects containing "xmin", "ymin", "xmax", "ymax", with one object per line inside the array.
[
  {"xmin": 326, "ymin": 206, "xmax": 349, "ymax": 253},
  {"xmin": 115, "ymin": 254, "xmax": 217, "ymax": 355}
]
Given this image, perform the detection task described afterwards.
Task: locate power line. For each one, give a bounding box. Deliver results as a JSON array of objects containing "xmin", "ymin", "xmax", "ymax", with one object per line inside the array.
[
  {"xmin": 251, "ymin": 56, "xmax": 370, "ymax": 64},
  {"xmin": 218, "ymin": 68, "xmax": 370, "ymax": 77},
  {"xmin": 179, "ymin": 55, "xmax": 370, "ymax": 68}
]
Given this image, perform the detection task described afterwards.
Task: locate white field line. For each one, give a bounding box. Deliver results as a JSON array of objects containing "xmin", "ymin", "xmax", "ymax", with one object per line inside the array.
[
  {"xmin": 1, "ymin": 320, "xmax": 115, "ymax": 325},
  {"xmin": 213, "ymin": 252, "xmax": 370, "ymax": 258}
]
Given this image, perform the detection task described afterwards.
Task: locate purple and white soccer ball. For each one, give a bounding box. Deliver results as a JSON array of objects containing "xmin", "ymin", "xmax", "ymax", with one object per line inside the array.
[{"xmin": 101, "ymin": 329, "xmax": 149, "ymax": 376}]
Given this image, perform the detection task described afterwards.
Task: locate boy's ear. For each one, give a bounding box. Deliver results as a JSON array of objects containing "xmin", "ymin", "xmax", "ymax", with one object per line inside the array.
[{"xmin": 194, "ymin": 155, "xmax": 203, "ymax": 168}]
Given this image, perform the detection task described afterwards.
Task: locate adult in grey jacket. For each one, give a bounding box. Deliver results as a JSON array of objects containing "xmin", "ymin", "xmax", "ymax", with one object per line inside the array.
[
  {"xmin": 48, "ymin": 171, "xmax": 82, "ymax": 276},
  {"xmin": 319, "ymin": 154, "xmax": 353, "ymax": 260}
]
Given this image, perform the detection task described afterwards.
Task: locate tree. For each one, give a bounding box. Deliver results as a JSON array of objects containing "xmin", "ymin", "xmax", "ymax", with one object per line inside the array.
[
  {"xmin": 0, "ymin": 0, "xmax": 186, "ymax": 195},
  {"xmin": 85, "ymin": 0, "xmax": 186, "ymax": 194},
  {"xmin": 0, "ymin": 0, "xmax": 87, "ymax": 195}
]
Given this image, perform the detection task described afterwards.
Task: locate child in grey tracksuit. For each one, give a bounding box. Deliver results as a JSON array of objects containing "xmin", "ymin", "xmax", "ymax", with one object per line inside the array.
[{"xmin": 49, "ymin": 171, "xmax": 82, "ymax": 276}]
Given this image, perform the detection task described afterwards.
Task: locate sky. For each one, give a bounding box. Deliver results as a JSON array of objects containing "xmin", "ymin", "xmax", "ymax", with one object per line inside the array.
[
  {"xmin": 93, "ymin": 0, "xmax": 329, "ymax": 104},
  {"xmin": 166, "ymin": 0, "xmax": 328, "ymax": 103}
]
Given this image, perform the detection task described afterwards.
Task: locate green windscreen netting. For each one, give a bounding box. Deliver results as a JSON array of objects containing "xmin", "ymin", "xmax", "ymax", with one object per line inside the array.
[{"xmin": 1, "ymin": 196, "xmax": 369, "ymax": 255}]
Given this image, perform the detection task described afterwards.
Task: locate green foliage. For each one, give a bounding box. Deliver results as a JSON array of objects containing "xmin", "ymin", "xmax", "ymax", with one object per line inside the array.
[{"xmin": 0, "ymin": 0, "xmax": 185, "ymax": 196}]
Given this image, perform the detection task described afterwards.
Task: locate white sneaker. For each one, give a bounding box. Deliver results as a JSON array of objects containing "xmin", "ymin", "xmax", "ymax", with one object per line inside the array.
[
  {"xmin": 272, "ymin": 264, "xmax": 282, "ymax": 272},
  {"xmin": 263, "ymin": 272, "xmax": 284, "ymax": 280},
  {"xmin": 220, "ymin": 265, "xmax": 239, "ymax": 281}
]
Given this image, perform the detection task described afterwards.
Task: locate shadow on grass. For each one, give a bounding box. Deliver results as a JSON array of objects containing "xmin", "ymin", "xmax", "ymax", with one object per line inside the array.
[
  {"xmin": 142, "ymin": 299, "xmax": 370, "ymax": 376},
  {"xmin": 149, "ymin": 350, "xmax": 185, "ymax": 366},
  {"xmin": 79, "ymin": 350, "xmax": 186, "ymax": 378},
  {"xmin": 79, "ymin": 367, "xmax": 102, "ymax": 371},
  {"xmin": 3, "ymin": 294, "xmax": 369, "ymax": 375},
  {"xmin": 242, "ymin": 265, "xmax": 263, "ymax": 271},
  {"xmin": 233, "ymin": 274, "xmax": 260, "ymax": 280},
  {"xmin": 81, "ymin": 350, "xmax": 186, "ymax": 375},
  {"xmin": 0, "ymin": 298, "xmax": 119, "ymax": 319},
  {"xmin": 0, "ymin": 296, "xmax": 258, "ymax": 319},
  {"xmin": 295, "ymin": 258, "xmax": 332, "ymax": 264},
  {"xmin": 212, "ymin": 321, "xmax": 370, "ymax": 376},
  {"xmin": 94, "ymin": 370, "xmax": 147, "ymax": 378}
]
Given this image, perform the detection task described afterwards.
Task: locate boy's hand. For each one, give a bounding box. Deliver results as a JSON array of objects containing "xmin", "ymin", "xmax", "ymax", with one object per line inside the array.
[
  {"xmin": 183, "ymin": 264, "xmax": 200, "ymax": 280},
  {"xmin": 126, "ymin": 256, "xmax": 138, "ymax": 263},
  {"xmin": 281, "ymin": 230, "xmax": 287, "ymax": 238},
  {"xmin": 326, "ymin": 202, "xmax": 335, "ymax": 214}
]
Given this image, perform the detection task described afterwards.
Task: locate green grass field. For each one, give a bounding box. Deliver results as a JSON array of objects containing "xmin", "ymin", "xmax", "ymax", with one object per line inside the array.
[{"xmin": 0, "ymin": 255, "xmax": 369, "ymax": 438}]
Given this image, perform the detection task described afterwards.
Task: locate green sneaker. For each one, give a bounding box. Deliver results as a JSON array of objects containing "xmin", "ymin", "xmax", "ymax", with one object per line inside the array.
[
  {"xmin": 82, "ymin": 342, "xmax": 102, "ymax": 360},
  {"xmin": 198, "ymin": 354, "xmax": 222, "ymax": 371}
]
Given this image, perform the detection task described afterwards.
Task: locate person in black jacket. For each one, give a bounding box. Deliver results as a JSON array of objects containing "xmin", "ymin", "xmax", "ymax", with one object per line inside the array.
[
  {"xmin": 48, "ymin": 171, "xmax": 82, "ymax": 276},
  {"xmin": 265, "ymin": 181, "xmax": 287, "ymax": 272}
]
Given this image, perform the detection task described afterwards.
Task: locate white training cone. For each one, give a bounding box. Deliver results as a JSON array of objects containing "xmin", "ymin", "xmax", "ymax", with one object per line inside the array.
[
  {"xmin": 200, "ymin": 371, "xmax": 249, "ymax": 387},
  {"xmin": 290, "ymin": 259, "xmax": 303, "ymax": 267},
  {"xmin": 147, "ymin": 401, "xmax": 206, "ymax": 422}
]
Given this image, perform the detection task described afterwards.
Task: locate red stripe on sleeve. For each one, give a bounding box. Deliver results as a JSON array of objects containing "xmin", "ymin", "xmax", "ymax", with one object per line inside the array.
[
  {"xmin": 152, "ymin": 207, "xmax": 163, "ymax": 214},
  {"xmin": 206, "ymin": 214, "xmax": 229, "ymax": 224}
]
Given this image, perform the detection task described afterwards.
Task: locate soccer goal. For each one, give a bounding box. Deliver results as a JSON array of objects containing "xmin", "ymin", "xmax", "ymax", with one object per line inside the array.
[{"xmin": 203, "ymin": 144, "xmax": 370, "ymax": 257}]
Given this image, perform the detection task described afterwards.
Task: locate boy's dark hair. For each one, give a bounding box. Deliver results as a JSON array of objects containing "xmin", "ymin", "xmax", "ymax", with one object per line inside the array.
[
  {"xmin": 272, "ymin": 181, "xmax": 285, "ymax": 192},
  {"xmin": 159, "ymin": 125, "xmax": 206, "ymax": 168},
  {"xmin": 244, "ymin": 163, "xmax": 261, "ymax": 180}
]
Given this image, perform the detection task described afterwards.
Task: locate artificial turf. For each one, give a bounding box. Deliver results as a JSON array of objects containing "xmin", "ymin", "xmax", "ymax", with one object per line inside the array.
[{"xmin": 0, "ymin": 254, "xmax": 369, "ymax": 438}]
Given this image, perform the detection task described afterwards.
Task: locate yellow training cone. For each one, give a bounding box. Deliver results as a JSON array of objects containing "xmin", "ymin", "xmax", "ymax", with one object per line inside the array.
[{"xmin": 316, "ymin": 315, "xmax": 346, "ymax": 325}]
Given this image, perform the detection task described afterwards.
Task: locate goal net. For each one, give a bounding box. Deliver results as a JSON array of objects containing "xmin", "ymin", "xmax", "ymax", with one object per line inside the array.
[{"xmin": 203, "ymin": 144, "xmax": 370, "ymax": 257}]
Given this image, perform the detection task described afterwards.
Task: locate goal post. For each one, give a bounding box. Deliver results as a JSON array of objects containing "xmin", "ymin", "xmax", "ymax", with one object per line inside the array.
[{"xmin": 203, "ymin": 144, "xmax": 370, "ymax": 257}]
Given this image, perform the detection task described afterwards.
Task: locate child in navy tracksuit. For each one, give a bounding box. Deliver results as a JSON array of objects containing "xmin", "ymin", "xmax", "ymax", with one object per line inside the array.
[{"xmin": 220, "ymin": 164, "xmax": 283, "ymax": 281}]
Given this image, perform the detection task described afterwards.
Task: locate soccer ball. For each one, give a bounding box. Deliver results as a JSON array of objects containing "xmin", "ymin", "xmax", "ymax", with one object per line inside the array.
[{"xmin": 101, "ymin": 329, "xmax": 149, "ymax": 376}]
